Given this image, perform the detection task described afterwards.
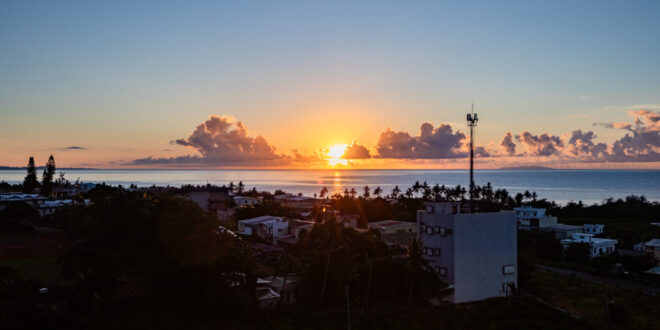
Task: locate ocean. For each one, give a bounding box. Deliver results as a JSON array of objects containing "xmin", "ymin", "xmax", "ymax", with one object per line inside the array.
[{"xmin": 1, "ymin": 169, "xmax": 659, "ymax": 205}]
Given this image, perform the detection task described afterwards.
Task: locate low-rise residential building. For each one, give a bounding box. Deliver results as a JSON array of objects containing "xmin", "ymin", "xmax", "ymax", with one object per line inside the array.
[
  {"xmin": 514, "ymin": 206, "xmax": 557, "ymax": 230},
  {"xmin": 175, "ymin": 188, "xmax": 230, "ymax": 217},
  {"xmin": 583, "ymin": 224, "xmax": 604, "ymax": 235},
  {"xmin": 40, "ymin": 199, "xmax": 90, "ymax": 217},
  {"xmin": 542, "ymin": 223, "xmax": 585, "ymax": 239},
  {"xmin": 369, "ymin": 220, "xmax": 417, "ymax": 248},
  {"xmin": 643, "ymin": 239, "xmax": 660, "ymax": 260},
  {"xmin": 418, "ymin": 202, "xmax": 517, "ymax": 304},
  {"xmin": 0, "ymin": 193, "xmax": 47, "ymax": 211},
  {"xmin": 238, "ymin": 216, "xmax": 289, "ymax": 243},
  {"xmin": 233, "ymin": 196, "xmax": 262, "ymax": 207},
  {"xmin": 560, "ymin": 233, "xmax": 617, "ymax": 258}
]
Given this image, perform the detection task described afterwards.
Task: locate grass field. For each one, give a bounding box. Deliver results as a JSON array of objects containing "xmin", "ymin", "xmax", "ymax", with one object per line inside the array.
[
  {"xmin": 527, "ymin": 269, "xmax": 660, "ymax": 329},
  {"xmin": 0, "ymin": 257, "xmax": 68, "ymax": 286}
]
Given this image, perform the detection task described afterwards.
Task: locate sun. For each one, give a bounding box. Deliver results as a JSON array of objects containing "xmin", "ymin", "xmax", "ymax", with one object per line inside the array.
[{"xmin": 327, "ymin": 144, "xmax": 348, "ymax": 166}]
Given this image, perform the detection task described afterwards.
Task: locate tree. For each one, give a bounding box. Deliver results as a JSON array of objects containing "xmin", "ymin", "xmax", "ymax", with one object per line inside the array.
[
  {"xmin": 22, "ymin": 157, "xmax": 39, "ymax": 193},
  {"xmin": 391, "ymin": 186, "xmax": 401, "ymax": 199},
  {"xmin": 373, "ymin": 186, "xmax": 382, "ymax": 198},
  {"xmin": 320, "ymin": 186, "xmax": 329, "ymax": 198},
  {"xmin": 237, "ymin": 181, "xmax": 245, "ymax": 194},
  {"xmin": 362, "ymin": 186, "xmax": 371, "ymax": 199},
  {"xmin": 41, "ymin": 155, "xmax": 56, "ymax": 196}
]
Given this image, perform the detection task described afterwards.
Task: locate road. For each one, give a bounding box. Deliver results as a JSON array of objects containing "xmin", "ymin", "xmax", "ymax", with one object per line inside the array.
[{"xmin": 535, "ymin": 264, "xmax": 660, "ymax": 296}]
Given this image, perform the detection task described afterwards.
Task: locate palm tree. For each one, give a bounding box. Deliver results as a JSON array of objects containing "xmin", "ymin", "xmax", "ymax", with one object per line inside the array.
[
  {"xmin": 320, "ymin": 186, "xmax": 329, "ymax": 198},
  {"xmin": 362, "ymin": 185, "xmax": 371, "ymax": 199},
  {"xmin": 391, "ymin": 186, "xmax": 401, "ymax": 199},
  {"xmin": 406, "ymin": 238, "xmax": 427, "ymax": 305},
  {"xmin": 432, "ymin": 184, "xmax": 441, "ymax": 201},
  {"xmin": 373, "ymin": 186, "xmax": 383, "ymax": 198},
  {"xmin": 412, "ymin": 181, "xmax": 422, "ymax": 198}
]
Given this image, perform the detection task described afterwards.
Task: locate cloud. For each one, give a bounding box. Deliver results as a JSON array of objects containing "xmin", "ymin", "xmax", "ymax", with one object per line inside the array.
[
  {"xmin": 499, "ymin": 132, "xmax": 516, "ymax": 156},
  {"xmin": 341, "ymin": 142, "xmax": 371, "ymax": 159},
  {"xmin": 376, "ymin": 122, "xmax": 467, "ymax": 159},
  {"xmin": 515, "ymin": 132, "xmax": 563, "ymax": 156},
  {"xmin": 566, "ymin": 130, "xmax": 608, "ymax": 158},
  {"xmin": 131, "ymin": 115, "xmax": 285, "ymax": 166},
  {"xmin": 604, "ymin": 110, "xmax": 660, "ymax": 162},
  {"xmin": 58, "ymin": 146, "xmax": 86, "ymax": 151}
]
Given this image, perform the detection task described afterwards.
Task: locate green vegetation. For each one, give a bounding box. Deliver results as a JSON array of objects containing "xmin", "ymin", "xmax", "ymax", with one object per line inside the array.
[{"xmin": 527, "ymin": 269, "xmax": 660, "ymax": 329}]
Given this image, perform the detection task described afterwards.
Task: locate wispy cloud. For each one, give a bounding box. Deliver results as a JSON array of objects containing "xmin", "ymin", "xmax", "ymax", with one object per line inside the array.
[{"xmin": 58, "ymin": 146, "xmax": 87, "ymax": 151}]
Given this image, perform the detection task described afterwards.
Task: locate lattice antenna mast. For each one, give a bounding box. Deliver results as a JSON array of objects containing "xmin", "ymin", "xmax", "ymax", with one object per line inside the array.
[{"xmin": 467, "ymin": 104, "xmax": 478, "ymax": 212}]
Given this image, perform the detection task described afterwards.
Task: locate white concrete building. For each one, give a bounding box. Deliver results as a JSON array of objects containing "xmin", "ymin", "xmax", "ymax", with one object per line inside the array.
[
  {"xmin": 238, "ymin": 216, "xmax": 289, "ymax": 243},
  {"xmin": 233, "ymin": 196, "xmax": 262, "ymax": 207},
  {"xmin": 560, "ymin": 233, "xmax": 617, "ymax": 258},
  {"xmin": 0, "ymin": 193, "xmax": 47, "ymax": 211},
  {"xmin": 513, "ymin": 206, "xmax": 557, "ymax": 230},
  {"xmin": 583, "ymin": 224, "xmax": 604, "ymax": 235},
  {"xmin": 369, "ymin": 220, "xmax": 417, "ymax": 248},
  {"xmin": 418, "ymin": 202, "xmax": 518, "ymax": 304}
]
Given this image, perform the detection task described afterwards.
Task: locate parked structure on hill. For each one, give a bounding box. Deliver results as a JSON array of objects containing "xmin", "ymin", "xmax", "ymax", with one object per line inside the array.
[{"xmin": 418, "ymin": 202, "xmax": 517, "ymax": 303}]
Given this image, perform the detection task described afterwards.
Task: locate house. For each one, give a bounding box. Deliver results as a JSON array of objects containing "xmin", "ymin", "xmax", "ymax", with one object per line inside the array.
[
  {"xmin": 256, "ymin": 287, "xmax": 280, "ymax": 309},
  {"xmin": 583, "ymin": 224, "xmax": 604, "ymax": 234},
  {"xmin": 39, "ymin": 199, "xmax": 90, "ymax": 217},
  {"xmin": 175, "ymin": 188, "xmax": 230, "ymax": 216},
  {"xmin": 560, "ymin": 233, "xmax": 617, "ymax": 258},
  {"xmin": 263, "ymin": 274, "xmax": 300, "ymax": 305},
  {"xmin": 273, "ymin": 195, "xmax": 320, "ymax": 211},
  {"xmin": 233, "ymin": 195, "xmax": 262, "ymax": 207},
  {"xmin": 369, "ymin": 220, "xmax": 417, "ymax": 248},
  {"xmin": 0, "ymin": 193, "xmax": 47, "ymax": 212},
  {"xmin": 513, "ymin": 206, "xmax": 557, "ymax": 230},
  {"xmin": 418, "ymin": 202, "xmax": 517, "ymax": 304},
  {"xmin": 542, "ymin": 223, "xmax": 585, "ymax": 239},
  {"xmin": 643, "ymin": 239, "xmax": 660, "ymax": 260},
  {"xmin": 238, "ymin": 216, "xmax": 289, "ymax": 243}
]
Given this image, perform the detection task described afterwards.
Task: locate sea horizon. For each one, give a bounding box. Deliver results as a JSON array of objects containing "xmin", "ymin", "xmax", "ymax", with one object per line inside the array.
[{"xmin": 2, "ymin": 168, "xmax": 659, "ymax": 205}]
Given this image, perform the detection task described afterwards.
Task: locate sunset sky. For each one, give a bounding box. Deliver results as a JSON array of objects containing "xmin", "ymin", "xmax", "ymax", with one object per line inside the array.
[{"xmin": 1, "ymin": 1, "xmax": 659, "ymax": 169}]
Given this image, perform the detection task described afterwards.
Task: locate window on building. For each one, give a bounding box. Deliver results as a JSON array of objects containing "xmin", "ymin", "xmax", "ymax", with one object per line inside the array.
[
  {"xmin": 503, "ymin": 265, "xmax": 515, "ymax": 274},
  {"xmin": 440, "ymin": 227, "xmax": 446, "ymax": 236},
  {"xmin": 439, "ymin": 267, "xmax": 447, "ymax": 276},
  {"xmin": 426, "ymin": 227, "xmax": 433, "ymax": 235},
  {"xmin": 434, "ymin": 248, "xmax": 441, "ymax": 256}
]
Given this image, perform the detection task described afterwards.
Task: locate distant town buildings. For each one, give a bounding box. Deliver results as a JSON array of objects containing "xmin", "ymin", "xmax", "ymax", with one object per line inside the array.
[{"xmin": 418, "ymin": 202, "xmax": 517, "ymax": 303}]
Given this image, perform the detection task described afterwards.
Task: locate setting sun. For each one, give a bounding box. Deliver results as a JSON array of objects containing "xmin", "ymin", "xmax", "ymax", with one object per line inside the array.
[{"xmin": 327, "ymin": 144, "xmax": 348, "ymax": 166}]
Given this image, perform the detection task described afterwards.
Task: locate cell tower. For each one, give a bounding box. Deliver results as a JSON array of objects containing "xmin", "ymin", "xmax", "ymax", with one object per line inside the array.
[{"xmin": 467, "ymin": 104, "xmax": 478, "ymax": 212}]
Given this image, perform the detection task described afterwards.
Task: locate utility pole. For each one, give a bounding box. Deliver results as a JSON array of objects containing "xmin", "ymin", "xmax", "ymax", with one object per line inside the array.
[{"xmin": 467, "ymin": 104, "xmax": 478, "ymax": 212}]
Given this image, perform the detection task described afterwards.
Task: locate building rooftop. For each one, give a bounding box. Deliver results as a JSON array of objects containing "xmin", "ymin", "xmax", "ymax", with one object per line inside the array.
[
  {"xmin": 645, "ymin": 238, "xmax": 660, "ymax": 248},
  {"xmin": 238, "ymin": 215, "xmax": 286, "ymax": 225}
]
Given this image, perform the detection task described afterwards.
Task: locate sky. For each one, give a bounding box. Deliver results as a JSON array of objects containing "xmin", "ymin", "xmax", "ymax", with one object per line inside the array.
[{"xmin": 1, "ymin": 1, "xmax": 659, "ymax": 169}]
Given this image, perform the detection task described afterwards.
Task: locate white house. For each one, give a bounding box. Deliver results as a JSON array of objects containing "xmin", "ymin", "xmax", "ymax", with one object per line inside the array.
[
  {"xmin": 0, "ymin": 193, "xmax": 47, "ymax": 212},
  {"xmin": 418, "ymin": 202, "xmax": 518, "ymax": 304},
  {"xmin": 39, "ymin": 199, "xmax": 90, "ymax": 217},
  {"xmin": 238, "ymin": 216, "xmax": 289, "ymax": 243},
  {"xmin": 233, "ymin": 196, "xmax": 262, "ymax": 207},
  {"xmin": 583, "ymin": 224, "xmax": 604, "ymax": 235},
  {"xmin": 513, "ymin": 206, "xmax": 557, "ymax": 230},
  {"xmin": 560, "ymin": 233, "xmax": 617, "ymax": 258}
]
